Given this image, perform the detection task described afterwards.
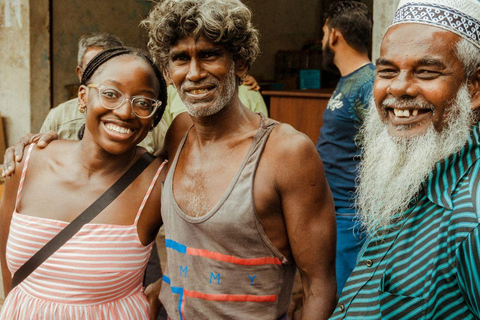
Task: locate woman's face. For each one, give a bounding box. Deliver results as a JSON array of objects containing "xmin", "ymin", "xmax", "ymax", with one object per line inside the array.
[{"xmin": 79, "ymin": 55, "xmax": 160, "ymax": 155}]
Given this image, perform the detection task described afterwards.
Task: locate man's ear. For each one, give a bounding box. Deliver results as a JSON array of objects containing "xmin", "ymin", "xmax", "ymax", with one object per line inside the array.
[
  {"xmin": 468, "ymin": 67, "xmax": 480, "ymax": 110},
  {"xmin": 163, "ymin": 69, "xmax": 173, "ymax": 86},
  {"xmin": 235, "ymin": 58, "xmax": 249, "ymax": 79},
  {"xmin": 76, "ymin": 66, "xmax": 83, "ymax": 82},
  {"xmin": 329, "ymin": 28, "xmax": 340, "ymax": 47}
]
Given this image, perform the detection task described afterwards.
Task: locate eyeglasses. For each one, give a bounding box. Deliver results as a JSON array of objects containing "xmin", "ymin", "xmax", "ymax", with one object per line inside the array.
[{"xmin": 87, "ymin": 84, "xmax": 162, "ymax": 119}]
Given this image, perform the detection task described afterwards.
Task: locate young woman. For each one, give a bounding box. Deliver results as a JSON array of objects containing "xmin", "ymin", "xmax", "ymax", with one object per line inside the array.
[{"xmin": 0, "ymin": 47, "xmax": 167, "ymax": 319}]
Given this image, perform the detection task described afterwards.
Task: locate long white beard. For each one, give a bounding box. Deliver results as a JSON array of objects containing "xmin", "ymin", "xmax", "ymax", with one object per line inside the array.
[{"xmin": 357, "ymin": 84, "xmax": 473, "ymax": 233}]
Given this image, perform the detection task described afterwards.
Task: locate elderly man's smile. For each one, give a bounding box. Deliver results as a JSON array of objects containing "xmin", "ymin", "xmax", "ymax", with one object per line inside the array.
[{"xmin": 387, "ymin": 107, "xmax": 432, "ymax": 125}]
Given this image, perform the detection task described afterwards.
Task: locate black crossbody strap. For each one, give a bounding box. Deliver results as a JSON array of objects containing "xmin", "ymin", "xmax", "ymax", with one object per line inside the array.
[{"xmin": 11, "ymin": 152, "xmax": 156, "ymax": 289}]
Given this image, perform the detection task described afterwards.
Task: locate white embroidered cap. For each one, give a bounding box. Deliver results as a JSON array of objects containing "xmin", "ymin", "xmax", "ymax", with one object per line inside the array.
[{"xmin": 390, "ymin": 0, "xmax": 480, "ymax": 48}]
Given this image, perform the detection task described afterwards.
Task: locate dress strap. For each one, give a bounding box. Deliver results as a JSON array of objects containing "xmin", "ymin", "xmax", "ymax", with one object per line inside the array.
[
  {"xmin": 134, "ymin": 159, "xmax": 168, "ymax": 225},
  {"xmin": 15, "ymin": 144, "xmax": 36, "ymax": 211}
]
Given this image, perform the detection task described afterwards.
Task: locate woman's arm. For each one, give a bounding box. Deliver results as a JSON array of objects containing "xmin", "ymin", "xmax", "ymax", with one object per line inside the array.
[{"xmin": 0, "ymin": 147, "xmax": 27, "ymax": 296}]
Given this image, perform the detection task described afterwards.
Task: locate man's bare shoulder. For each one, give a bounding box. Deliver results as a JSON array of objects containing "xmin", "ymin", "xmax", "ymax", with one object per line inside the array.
[{"xmin": 266, "ymin": 122, "xmax": 318, "ymax": 160}]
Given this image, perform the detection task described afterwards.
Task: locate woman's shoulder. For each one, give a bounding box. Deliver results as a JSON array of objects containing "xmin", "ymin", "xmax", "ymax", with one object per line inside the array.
[{"xmin": 27, "ymin": 140, "xmax": 79, "ymax": 168}]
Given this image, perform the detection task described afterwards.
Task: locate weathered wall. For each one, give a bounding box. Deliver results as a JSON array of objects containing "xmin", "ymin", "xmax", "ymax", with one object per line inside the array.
[
  {"xmin": 30, "ymin": 0, "xmax": 50, "ymax": 133},
  {"xmin": 0, "ymin": 0, "xmax": 30, "ymax": 147},
  {"xmin": 372, "ymin": 0, "xmax": 400, "ymax": 61},
  {"xmin": 51, "ymin": 0, "xmax": 153, "ymax": 107},
  {"xmin": 0, "ymin": 0, "xmax": 48, "ymax": 147},
  {"xmin": 0, "ymin": 0, "xmax": 50, "ymax": 147}
]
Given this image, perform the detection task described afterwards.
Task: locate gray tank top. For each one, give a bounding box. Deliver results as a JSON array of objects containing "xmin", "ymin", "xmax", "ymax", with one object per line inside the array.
[{"xmin": 160, "ymin": 115, "xmax": 296, "ymax": 320}]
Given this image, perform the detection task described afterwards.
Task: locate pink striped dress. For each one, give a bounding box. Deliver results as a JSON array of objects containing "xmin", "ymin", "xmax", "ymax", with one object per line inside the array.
[{"xmin": 0, "ymin": 144, "xmax": 166, "ymax": 319}]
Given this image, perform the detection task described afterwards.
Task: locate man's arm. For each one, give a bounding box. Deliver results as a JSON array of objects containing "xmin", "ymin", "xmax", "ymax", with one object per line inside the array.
[
  {"xmin": 2, "ymin": 132, "xmax": 58, "ymax": 178},
  {"xmin": 273, "ymin": 126, "xmax": 337, "ymax": 319}
]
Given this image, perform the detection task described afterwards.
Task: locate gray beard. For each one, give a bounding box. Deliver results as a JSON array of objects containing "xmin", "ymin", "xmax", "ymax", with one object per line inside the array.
[
  {"xmin": 181, "ymin": 63, "xmax": 237, "ymax": 118},
  {"xmin": 357, "ymin": 84, "xmax": 474, "ymax": 234}
]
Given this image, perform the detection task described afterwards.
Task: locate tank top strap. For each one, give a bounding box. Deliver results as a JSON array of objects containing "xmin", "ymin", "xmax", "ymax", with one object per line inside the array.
[
  {"xmin": 133, "ymin": 158, "xmax": 168, "ymax": 225},
  {"xmin": 168, "ymin": 125, "xmax": 194, "ymax": 174},
  {"xmin": 259, "ymin": 112, "xmax": 279, "ymax": 128},
  {"xmin": 247, "ymin": 113, "xmax": 279, "ymax": 166},
  {"xmin": 15, "ymin": 143, "xmax": 36, "ymax": 211}
]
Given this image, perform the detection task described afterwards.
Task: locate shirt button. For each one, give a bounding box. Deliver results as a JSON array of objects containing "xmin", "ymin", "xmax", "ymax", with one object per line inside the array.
[
  {"xmin": 366, "ymin": 259, "xmax": 373, "ymax": 267},
  {"xmin": 339, "ymin": 304, "xmax": 345, "ymax": 312}
]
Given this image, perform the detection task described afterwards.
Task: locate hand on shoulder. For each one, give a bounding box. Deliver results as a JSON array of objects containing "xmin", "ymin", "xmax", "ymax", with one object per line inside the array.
[{"xmin": 2, "ymin": 131, "xmax": 59, "ymax": 178}]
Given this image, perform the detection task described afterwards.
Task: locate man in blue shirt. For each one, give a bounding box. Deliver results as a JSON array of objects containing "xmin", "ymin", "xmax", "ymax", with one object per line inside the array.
[
  {"xmin": 332, "ymin": 0, "xmax": 480, "ymax": 318},
  {"xmin": 315, "ymin": 1, "xmax": 374, "ymax": 294}
]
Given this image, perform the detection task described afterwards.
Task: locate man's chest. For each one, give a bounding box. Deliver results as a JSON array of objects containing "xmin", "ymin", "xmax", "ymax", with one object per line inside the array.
[{"xmin": 170, "ymin": 136, "xmax": 247, "ymax": 211}]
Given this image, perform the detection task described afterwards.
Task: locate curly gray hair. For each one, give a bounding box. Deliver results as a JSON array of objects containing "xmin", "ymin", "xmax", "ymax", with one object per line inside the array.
[{"xmin": 141, "ymin": 0, "xmax": 260, "ymax": 71}]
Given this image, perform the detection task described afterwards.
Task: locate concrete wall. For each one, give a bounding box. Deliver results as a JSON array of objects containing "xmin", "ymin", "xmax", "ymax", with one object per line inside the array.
[
  {"xmin": 0, "ymin": 0, "xmax": 50, "ymax": 146},
  {"xmin": 30, "ymin": 0, "xmax": 50, "ymax": 133},
  {"xmin": 372, "ymin": 0, "xmax": 400, "ymax": 61}
]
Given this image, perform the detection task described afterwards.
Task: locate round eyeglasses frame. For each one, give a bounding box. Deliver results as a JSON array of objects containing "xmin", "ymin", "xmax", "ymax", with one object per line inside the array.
[{"xmin": 86, "ymin": 84, "xmax": 162, "ymax": 119}]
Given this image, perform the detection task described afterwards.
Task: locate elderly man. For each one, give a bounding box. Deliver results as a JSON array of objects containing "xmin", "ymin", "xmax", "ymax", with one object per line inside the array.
[
  {"xmin": 140, "ymin": 0, "xmax": 336, "ymax": 319},
  {"xmin": 331, "ymin": 0, "xmax": 480, "ymax": 319}
]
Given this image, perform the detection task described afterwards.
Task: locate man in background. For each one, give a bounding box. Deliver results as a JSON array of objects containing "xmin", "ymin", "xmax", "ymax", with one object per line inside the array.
[
  {"xmin": 315, "ymin": 1, "xmax": 374, "ymax": 294},
  {"xmin": 41, "ymin": 33, "xmax": 123, "ymax": 140},
  {"xmin": 141, "ymin": 0, "xmax": 337, "ymax": 318},
  {"xmin": 332, "ymin": 0, "xmax": 480, "ymax": 318}
]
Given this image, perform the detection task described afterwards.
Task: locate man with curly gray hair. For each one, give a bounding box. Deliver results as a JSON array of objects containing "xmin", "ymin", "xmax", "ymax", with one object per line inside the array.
[{"xmin": 142, "ymin": 0, "xmax": 337, "ymax": 319}]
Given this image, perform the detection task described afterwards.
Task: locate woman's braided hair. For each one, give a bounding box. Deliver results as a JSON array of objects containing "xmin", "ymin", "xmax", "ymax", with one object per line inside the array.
[{"xmin": 78, "ymin": 47, "xmax": 168, "ymax": 139}]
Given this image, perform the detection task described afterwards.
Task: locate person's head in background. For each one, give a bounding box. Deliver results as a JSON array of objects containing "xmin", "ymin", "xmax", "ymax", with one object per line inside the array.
[
  {"xmin": 75, "ymin": 32, "xmax": 124, "ymax": 81},
  {"xmin": 321, "ymin": 0, "xmax": 372, "ymax": 73}
]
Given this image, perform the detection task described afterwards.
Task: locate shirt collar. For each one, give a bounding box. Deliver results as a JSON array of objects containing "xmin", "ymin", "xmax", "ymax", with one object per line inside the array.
[{"xmin": 424, "ymin": 124, "xmax": 480, "ymax": 210}]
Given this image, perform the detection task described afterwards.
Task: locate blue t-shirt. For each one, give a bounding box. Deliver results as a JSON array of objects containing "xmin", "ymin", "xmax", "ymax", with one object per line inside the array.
[{"xmin": 316, "ymin": 63, "xmax": 375, "ymax": 214}]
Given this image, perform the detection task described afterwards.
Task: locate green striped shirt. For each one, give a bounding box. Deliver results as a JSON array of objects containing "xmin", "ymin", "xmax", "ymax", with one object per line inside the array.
[{"xmin": 331, "ymin": 124, "xmax": 480, "ymax": 319}]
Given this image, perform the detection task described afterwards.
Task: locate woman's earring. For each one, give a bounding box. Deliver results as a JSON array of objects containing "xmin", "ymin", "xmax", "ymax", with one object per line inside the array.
[{"xmin": 78, "ymin": 102, "xmax": 86, "ymax": 114}]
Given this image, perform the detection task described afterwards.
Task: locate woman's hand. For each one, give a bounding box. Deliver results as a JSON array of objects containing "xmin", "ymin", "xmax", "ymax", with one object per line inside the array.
[
  {"xmin": 2, "ymin": 131, "xmax": 59, "ymax": 178},
  {"xmin": 145, "ymin": 279, "xmax": 163, "ymax": 320}
]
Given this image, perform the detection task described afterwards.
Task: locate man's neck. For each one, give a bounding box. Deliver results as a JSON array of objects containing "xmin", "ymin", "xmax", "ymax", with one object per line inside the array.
[{"xmin": 334, "ymin": 46, "xmax": 371, "ymax": 77}]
